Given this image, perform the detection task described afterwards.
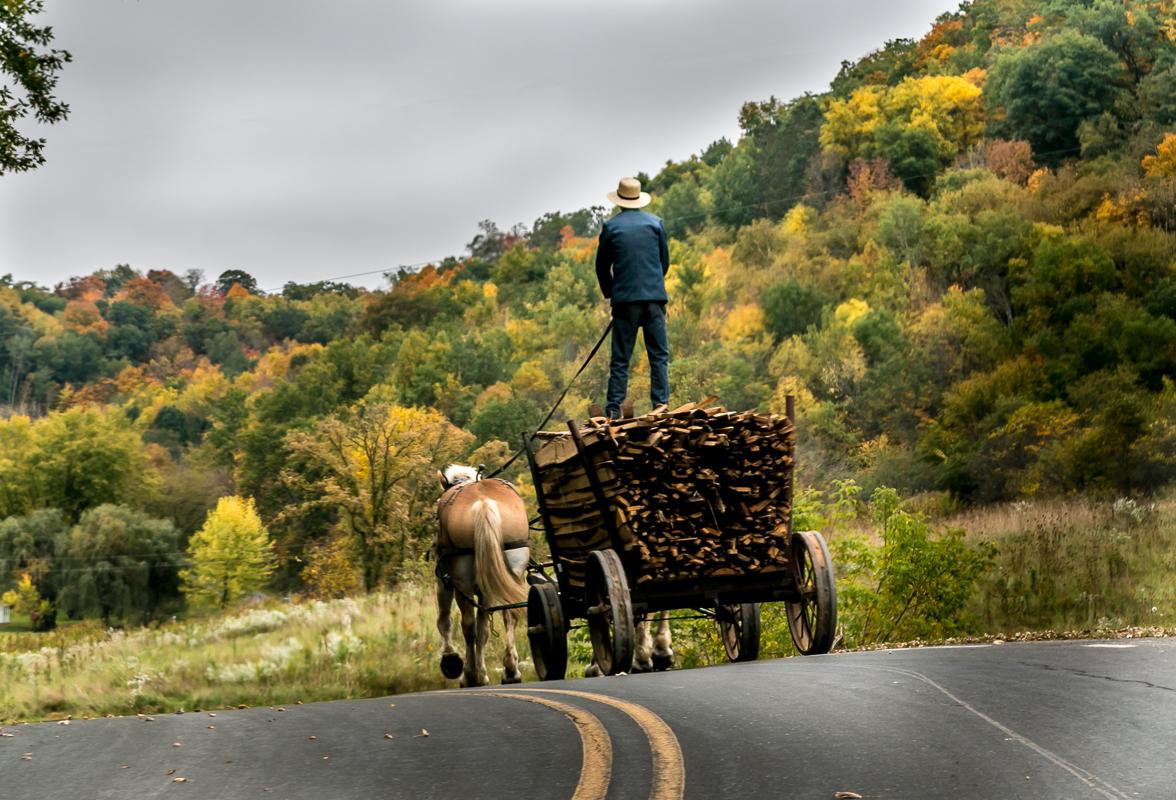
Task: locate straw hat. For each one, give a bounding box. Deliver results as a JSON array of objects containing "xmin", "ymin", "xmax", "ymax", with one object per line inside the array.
[{"xmin": 607, "ymin": 177, "xmax": 651, "ymax": 209}]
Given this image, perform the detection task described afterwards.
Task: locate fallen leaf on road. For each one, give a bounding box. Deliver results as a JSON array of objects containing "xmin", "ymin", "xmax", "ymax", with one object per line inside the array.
[
  {"xmin": 21, "ymin": 753, "xmax": 32, "ymax": 760},
  {"xmin": 56, "ymin": 720, "xmax": 70, "ymax": 726},
  {"xmin": 166, "ymin": 769, "xmax": 176, "ymax": 776},
  {"xmin": 833, "ymin": 793, "xmax": 863, "ymax": 799},
  {"xmin": 1, "ymin": 731, "xmax": 14, "ymax": 737},
  {"xmin": 207, "ymin": 726, "xmax": 215, "ymax": 730},
  {"xmin": 120, "ymin": 765, "xmax": 129, "ymax": 769},
  {"xmin": 383, "ymin": 733, "xmax": 394, "ymax": 740},
  {"xmin": 207, "ymin": 713, "xmax": 216, "ymax": 717},
  {"xmin": 172, "ymin": 742, "xmax": 182, "ymax": 748},
  {"xmin": 415, "ymin": 729, "xmax": 429, "ymax": 738},
  {"xmin": 276, "ymin": 707, "xmax": 286, "ymax": 712},
  {"xmin": 143, "ymin": 717, "xmax": 155, "ymax": 722},
  {"xmin": 307, "ymin": 736, "xmax": 317, "ymax": 741},
  {"xmin": 388, "ymin": 703, "xmax": 395, "ymax": 709},
  {"xmin": 172, "ymin": 776, "xmax": 187, "ymax": 783},
  {"xmin": 237, "ymin": 704, "xmax": 248, "ymax": 709}
]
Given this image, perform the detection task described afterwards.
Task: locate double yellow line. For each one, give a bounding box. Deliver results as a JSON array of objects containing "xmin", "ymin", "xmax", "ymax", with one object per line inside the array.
[{"xmin": 483, "ymin": 688, "xmax": 685, "ymax": 800}]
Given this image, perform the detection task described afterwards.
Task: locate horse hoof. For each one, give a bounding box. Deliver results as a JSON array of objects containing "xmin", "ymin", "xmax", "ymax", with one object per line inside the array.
[
  {"xmin": 631, "ymin": 659, "xmax": 653, "ymax": 674},
  {"xmin": 651, "ymin": 652, "xmax": 674, "ymax": 671},
  {"xmin": 440, "ymin": 653, "xmax": 464, "ymax": 680},
  {"xmin": 502, "ymin": 672, "xmax": 522, "ymax": 685},
  {"xmin": 584, "ymin": 663, "xmax": 602, "ymax": 678}
]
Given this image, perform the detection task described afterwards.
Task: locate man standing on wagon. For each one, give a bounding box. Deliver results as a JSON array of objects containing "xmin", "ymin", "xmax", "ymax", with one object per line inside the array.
[{"xmin": 594, "ymin": 176, "xmax": 671, "ymax": 420}]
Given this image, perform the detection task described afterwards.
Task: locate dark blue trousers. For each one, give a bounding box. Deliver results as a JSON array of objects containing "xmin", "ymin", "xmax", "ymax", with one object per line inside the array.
[{"xmin": 606, "ymin": 301, "xmax": 669, "ymax": 418}]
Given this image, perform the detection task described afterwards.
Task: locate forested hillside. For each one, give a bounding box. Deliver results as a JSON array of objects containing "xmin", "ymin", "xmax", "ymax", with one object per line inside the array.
[{"xmin": 2, "ymin": 0, "xmax": 1175, "ymax": 623}]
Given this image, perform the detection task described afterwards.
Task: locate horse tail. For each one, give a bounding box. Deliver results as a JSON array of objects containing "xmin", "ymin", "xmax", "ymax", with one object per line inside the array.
[{"xmin": 472, "ymin": 498, "xmax": 527, "ymax": 608}]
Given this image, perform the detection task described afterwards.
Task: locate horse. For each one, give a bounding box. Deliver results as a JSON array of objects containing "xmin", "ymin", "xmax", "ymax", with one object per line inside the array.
[
  {"xmin": 585, "ymin": 611, "xmax": 674, "ymax": 676},
  {"xmin": 434, "ymin": 464, "xmax": 530, "ymax": 687}
]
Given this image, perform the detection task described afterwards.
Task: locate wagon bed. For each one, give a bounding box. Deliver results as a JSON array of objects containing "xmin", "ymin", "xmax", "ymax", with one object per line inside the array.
[{"xmin": 522, "ymin": 397, "xmax": 837, "ymax": 679}]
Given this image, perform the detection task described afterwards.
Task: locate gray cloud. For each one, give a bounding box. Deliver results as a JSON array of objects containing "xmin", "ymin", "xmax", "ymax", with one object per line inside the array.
[{"xmin": 1, "ymin": 0, "xmax": 955, "ymax": 289}]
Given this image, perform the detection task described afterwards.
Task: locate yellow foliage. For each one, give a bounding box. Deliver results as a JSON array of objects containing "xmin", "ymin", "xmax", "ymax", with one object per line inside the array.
[
  {"xmin": 512, "ymin": 359, "xmax": 553, "ymax": 398},
  {"xmin": 833, "ymin": 298, "xmax": 870, "ymax": 328},
  {"xmin": 721, "ymin": 304, "xmax": 767, "ymax": 343},
  {"xmin": 301, "ymin": 531, "xmax": 364, "ymax": 599},
  {"xmin": 1094, "ymin": 194, "xmax": 1128, "ymax": 224},
  {"xmin": 1026, "ymin": 168, "xmax": 1051, "ymax": 195},
  {"xmin": 1142, "ymin": 133, "xmax": 1176, "ymax": 178},
  {"xmin": 889, "ymin": 75, "xmax": 986, "ymax": 157},
  {"xmin": 782, "ymin": 204, "xmax": 816, "ymax": 237},
  {"xmin": 473, "ymin": 382, "xmax": 512, "ymax": 413},
  {"xmin": 820, "ymin": 86, "xmax": 886, "ymax": 155},
  {"xmin": 821, "ymin": 76, "xmax": 985, "ymax": 160},
  {"xmin": 181, "ymin": 496, "xmax": 276, "ymax": 609}
]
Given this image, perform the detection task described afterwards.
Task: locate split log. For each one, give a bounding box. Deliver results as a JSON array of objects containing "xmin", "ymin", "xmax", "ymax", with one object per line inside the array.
[{"xmin": 532, "ymin": 399, "xmax": 795, "ymax": 584}]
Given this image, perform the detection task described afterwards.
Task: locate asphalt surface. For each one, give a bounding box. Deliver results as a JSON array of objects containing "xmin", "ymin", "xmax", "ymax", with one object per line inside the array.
[{"xmin": 3, "ymin": 638, "xmax": 1174, "ymax": 799}]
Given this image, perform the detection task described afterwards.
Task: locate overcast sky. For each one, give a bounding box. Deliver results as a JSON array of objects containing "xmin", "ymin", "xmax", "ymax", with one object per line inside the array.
[{"xmin": 1, "ymin": 0, "xmax": 955, "ymax": 291}]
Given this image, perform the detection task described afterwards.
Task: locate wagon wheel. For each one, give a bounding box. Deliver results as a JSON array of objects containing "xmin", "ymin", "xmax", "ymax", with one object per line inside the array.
[
  {"xmin": 527, "ymin": 581, "xmax": 567, "ymax": 681},
  {"xmin": 785, "ymin": 530, "xmax": 837, "ymax": 655},
  {"xmin": 716, "ymin": 603, "xmax": 761, "ymax": 662},
  {"xmin": 585, "ymin": 549, "xmax": 635, "ymax": 675}
]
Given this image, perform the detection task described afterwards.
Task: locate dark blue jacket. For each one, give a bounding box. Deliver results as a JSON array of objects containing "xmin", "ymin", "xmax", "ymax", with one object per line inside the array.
[{"xmin": 595, "ymin": 209, "xmax": 670, "ymax": 305}]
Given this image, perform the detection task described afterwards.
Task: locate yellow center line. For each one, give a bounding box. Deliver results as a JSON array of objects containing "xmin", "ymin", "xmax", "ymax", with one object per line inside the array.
[
  {"xmin": 483, "ymin": 692, "xmax": 612, "ymax": 800},
  {"xmin": 508, "ymin": 688, "xmax": 686, "ymax": 800}
]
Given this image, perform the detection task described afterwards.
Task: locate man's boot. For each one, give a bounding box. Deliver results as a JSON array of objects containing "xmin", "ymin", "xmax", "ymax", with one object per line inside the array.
[
  {"xmin": 588, "ymin": 403, "xmax": 605, "ymax": 419},
  {"xmin": 620, "ymin": 398, "xmax": 634, "ymax": 419}
]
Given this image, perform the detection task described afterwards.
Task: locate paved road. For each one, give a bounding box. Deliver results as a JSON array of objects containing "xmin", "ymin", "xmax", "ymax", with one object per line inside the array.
[{"xmin": 3, "ymin": 639, "xmax": 1174, "ymax": 799}]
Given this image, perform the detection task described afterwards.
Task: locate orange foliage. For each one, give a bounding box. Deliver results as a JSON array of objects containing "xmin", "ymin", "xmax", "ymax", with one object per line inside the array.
[
  {"xmin": 116, "ymin": 277, "xmax": 175, "ymax": 310},
  {"xmin": 62, "ymin": 299, "xmax": 109, "ymax": 335},
  {"xmin": 226, "ymin": 282, "xmax": 251, "ymax": 299},
  {"xmin": 847, "ymin": 158, "xmax": 902, "ymax": 200}
]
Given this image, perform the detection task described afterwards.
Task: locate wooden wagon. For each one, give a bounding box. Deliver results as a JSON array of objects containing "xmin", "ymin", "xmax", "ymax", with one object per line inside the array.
[{"xmin": 522, "ymin": 397, "xmax": 837, "ymax": 679}]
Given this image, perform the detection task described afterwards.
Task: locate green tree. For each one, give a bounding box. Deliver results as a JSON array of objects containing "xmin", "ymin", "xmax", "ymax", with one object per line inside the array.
[
  {"xmin": 57, "ymin": 505, "xmax": 181, "ymax": 625},
  {"xmin": 28, "ymin": 407, "xmax": 155, "ymax": 521},
  {"xmin": 0, "ymin": 0, "xmax": 71, "ymax": 173},
  {"xmin": 180, "ymin": 496, "xmax": 275, "ymax": 609},
  {"xmin": 987, "ymin": 30, "xmax": 1127, "ymax": 163},
  {"xmin": 0, "ymin": 508, "xmax": 67, "ymax": 620},
  {"xmin": 762, "ymin": 279, "xmax": 832, "ymax": 340}
]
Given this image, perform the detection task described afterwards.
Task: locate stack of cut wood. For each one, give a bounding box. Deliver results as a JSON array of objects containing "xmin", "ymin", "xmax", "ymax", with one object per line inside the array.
[{"xmin": 532, "ymin": 398, "xmax": 795, "ymax": 587}]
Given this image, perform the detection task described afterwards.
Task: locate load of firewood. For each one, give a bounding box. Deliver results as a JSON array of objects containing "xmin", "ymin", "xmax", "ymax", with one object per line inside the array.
[{"xmin": 532, "ymin": 398, "xmax": 795, "ymax": 587}]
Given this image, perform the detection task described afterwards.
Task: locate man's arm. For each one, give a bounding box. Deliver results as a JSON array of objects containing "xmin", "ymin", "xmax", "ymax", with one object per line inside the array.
[
  {"xmin": 595, "ymin": 225, "xmax": 614, "ymax": 299},
  {"xmin": 658, "ymin": 220, "xmax": 670, "ymax": 275}
]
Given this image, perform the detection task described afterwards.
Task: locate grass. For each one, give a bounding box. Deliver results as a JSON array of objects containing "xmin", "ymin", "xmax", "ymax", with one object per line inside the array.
[
  {"xmin": 1, "ymin": 587, "xmax": 470, "ymax": 723},
  {"xmin": 3, "ymin": 494, "xmax": 1175, "ymax": 724},
  {"xmin": 950, "ymin": 495, "xmax": 1176, "ymax": 633}
]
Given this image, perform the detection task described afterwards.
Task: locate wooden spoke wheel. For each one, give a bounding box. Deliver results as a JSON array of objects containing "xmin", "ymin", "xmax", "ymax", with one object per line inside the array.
[
  {"xmin": 785, "ymin": 530, "xmax": 837, "ymax": 655},
  {"xmin": 717, "ymin": 603, "xmax": 761, "ymax": 662},
  {"xmin": 527, "ymin": 582, "xmax": 567, "ymax": 681},
  {"xmin": 585, "ymin": 549, "xmax": 635, "ymax": 675}
]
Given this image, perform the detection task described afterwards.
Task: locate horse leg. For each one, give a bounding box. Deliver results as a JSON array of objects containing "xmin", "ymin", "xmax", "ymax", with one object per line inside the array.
[
  {"xmin": 501, "ymin": 608, "xmax": 522, "ymax": 684},
  {"xmin": 436, "ymin": 579, "xmax": 463, "ymax": 679},
  {"xmin": 632, "ymin": 613, "xmax": 654, "ymax": 673},
  {"xmin": 457, "ymin": 592, "xmax": 479, "ymax": 688},
  {"xmin": 652, "ymin": 610, "xmax": 674, "ymax": 670},
  {"xmin": 475, "ymin": 606, "xmax": 492, "ymax": 686}
]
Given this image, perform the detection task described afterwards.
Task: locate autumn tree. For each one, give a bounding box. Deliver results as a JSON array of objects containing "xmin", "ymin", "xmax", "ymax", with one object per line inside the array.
[
  {"xmin": 282, "ymin": 402, "xmax": 472, "ymax": 590},
  {"xmin": 0, "ymin": 0, "xmax": 71, "ymax": 173},
  {"xmin": 180, "ymin": 496, "xmax": 276, "ymax": 609}
]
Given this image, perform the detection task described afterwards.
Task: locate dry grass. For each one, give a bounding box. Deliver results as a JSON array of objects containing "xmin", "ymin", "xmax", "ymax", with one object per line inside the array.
[
  {"xmin": 0, "ymin": 586, "xmax": 509, "ymax": 723},
  {"xmin": 948, "ymin": 494, "xmax": 1176, "ymax": 633}
]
